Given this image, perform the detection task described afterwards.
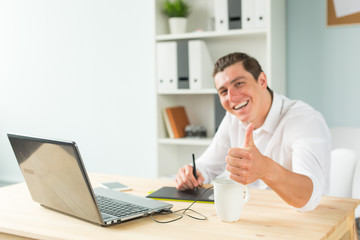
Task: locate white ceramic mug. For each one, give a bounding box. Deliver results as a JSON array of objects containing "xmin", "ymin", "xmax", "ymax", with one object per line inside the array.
[{"xmin": 213, "ymin": 179, "xmax": 249, "ymax": 222}]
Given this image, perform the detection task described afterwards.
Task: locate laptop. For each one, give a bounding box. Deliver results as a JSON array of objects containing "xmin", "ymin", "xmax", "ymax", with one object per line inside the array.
[{"xmin": 7, "ymin": 133, "xmax": 173, "ymax": 226}]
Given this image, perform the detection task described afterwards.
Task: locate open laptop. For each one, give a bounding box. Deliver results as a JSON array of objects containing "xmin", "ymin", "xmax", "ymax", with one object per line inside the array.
[{"xmin": 7, "ymin": 133, "xmax": 173, "ymax": 226}]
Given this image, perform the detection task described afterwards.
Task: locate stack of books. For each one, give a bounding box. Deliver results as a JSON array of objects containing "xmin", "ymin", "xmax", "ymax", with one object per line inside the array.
[{"xmin": 162, "ymin": 106, "xmax": 189, "ymax": 138}]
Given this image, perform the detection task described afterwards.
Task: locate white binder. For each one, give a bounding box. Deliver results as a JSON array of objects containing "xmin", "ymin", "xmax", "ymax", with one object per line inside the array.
[
  {"xmin": 156, "ymin": 42, "xmax": 177, "ymax": 91},
  {"xmin": 241, "ymin": 0, "xmax": 255, "ymax": 29},
  {"xmin": 228, "ymin": 0, "xmax": 242, "ymax": 30},
  {"xmin": 255, "ymin": 0, "xmax": 266, "ymax": 29},
  {"xmin": 188, "ymin": 40, "xmax": 214, "ymax": 90},
  {"xmin": 214, "ymin": 0, "xmax": 229, "ymax": 32}
]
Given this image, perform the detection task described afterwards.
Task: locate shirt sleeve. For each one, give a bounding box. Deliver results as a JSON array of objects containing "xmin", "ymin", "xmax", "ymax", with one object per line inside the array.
[
  {"xmin": 196, "ymin": 112, "xmax": 232, "ymax": 183},
  {"xmin": 285, "ymin": 110, "xmax": 331, "ymax": 212}
]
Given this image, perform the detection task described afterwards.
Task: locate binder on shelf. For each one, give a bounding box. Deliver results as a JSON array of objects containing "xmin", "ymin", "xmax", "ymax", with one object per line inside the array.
[
  {"xmin": 214, "ymin": 95, "xmax": 226, "ymax": 133},
  {"xmin": 156, "ymin": 41, "xmax": 189, "ymax": 91},
  {"xmin": 214, "ymin": 0, "xmax": 242, "ymax": 31},
  {"xmin": 214, "ymin": 0, "xmax": 229, "ymax": 31},
  {"xmin": 228, "ymin": 0, "xmax": 242, "ymax": 30},
  {"xmin": 156, "ymin": 41, "xmax": 177, "ymax": 90},
  {"xmin": 177, "ymin": 41, "xmax": 189, "ymax": 89},
  {"xmin": 188, "ymin": 40, "xmax": 214, "ymax": 90},
  {"xmin": 254, "ymin": 0, "xmax": 266, "ymax": 29},
  {"xmin": 241, "ymin": 0, "xmax": 255, "ymax": 29},
  {"xmin": 163, "ymin": 106, "xmax": 190, "ymax": 138}
]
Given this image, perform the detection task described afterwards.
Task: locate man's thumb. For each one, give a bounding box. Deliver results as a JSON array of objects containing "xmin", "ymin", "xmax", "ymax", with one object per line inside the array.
[{"xmin": 243, "ymin": 123, "xmax": 255, "ymax": 147}]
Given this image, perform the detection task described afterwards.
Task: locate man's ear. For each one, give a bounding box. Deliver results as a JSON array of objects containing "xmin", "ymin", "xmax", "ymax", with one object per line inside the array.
[{"xmin": 258, "ymin": 72, "xmax": 267, "ymax": 89}]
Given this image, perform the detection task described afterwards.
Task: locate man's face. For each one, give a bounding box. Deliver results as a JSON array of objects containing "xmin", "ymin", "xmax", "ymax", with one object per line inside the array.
[{"xmin": 214, "ymin": 62, "xmax": 268, "ymax": 126}]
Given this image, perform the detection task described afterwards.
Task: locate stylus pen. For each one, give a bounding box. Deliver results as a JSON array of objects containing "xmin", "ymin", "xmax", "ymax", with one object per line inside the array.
[{"xmin": 192, "ymin": 153, "xmax": 198, "ymax": 191}]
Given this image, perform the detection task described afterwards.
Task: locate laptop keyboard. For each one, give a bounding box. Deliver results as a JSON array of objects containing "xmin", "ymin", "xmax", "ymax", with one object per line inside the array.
[{"xmin": 95, "ymin": 195, "xmax": 150, "ymax": 217}]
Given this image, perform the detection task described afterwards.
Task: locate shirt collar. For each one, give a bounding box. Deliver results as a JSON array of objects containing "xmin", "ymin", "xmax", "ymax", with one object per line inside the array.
[{"xmin": 259, "ymin": 92, "xmax": 282, "ymax": 134}]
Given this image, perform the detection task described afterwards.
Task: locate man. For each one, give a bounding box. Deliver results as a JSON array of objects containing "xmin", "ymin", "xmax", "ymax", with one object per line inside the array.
[{"xmin": 175, "ymin": 52, "xmax": 331, "ymax": 212}]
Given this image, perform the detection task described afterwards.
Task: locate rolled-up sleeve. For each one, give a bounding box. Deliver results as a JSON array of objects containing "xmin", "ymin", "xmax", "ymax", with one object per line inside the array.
[{"xmin": 287, "ymin": 112, "xmax": 331, "ymax": 212}]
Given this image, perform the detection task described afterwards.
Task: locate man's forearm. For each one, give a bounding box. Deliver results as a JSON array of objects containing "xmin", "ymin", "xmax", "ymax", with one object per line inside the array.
[{"xmin": 262, "ymin": 157, "xmax": 313, "ymax": 208}]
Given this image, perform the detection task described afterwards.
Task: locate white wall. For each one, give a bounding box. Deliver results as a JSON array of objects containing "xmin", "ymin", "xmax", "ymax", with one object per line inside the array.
[
  {"xmin": 0, "ymin": 0, "xmax": 156, "ymax": 182},
  {"xmin": 287, "ymin": 0, "xmax": 360, "ymax": 127}
]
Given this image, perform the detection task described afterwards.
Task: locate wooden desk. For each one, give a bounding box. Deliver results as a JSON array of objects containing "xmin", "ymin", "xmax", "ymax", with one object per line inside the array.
[{"xmin": 0, "ymin": 173, "xmax": 359, "ymax": 240}]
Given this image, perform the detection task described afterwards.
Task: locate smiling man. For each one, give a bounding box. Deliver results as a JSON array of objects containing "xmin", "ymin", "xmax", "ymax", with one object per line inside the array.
[{"xmin": 175, "ymin": 52, "xmax": 331, "ymax": 211}]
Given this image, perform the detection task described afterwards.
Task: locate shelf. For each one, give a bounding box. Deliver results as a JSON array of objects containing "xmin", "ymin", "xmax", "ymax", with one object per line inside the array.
[
  {"xmin": 156, "ymin": 29, "xmax": 267, "ymax": 41},
  {"xmin": 158, "ymin": 88, "xmax": 217, "ymax": 95},
  {"xmin": 155, "ymin": 0, "xmax": 286, "ymax": 177},
  {"xmin": 158, "ymin": 138, "xmax": 213, "ymax": 146}
]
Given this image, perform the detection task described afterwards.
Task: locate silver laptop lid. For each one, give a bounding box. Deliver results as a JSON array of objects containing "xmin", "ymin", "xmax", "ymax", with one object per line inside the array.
[{"xmin": 8, "ymin": 134, "xmax": 103, "ymax": 225}]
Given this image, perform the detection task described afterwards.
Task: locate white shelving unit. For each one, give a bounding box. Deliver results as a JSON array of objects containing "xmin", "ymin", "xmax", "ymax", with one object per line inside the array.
[
  {"xmin": 158, "ymin": 88, "xmax": 216, "ymax": 95},
  {"xmin": 154, "ymin": 0, "xmax": 286, "ymax": 177},
  {"xmin": 156, "ymin": 28, "xmax": 266, "ymax": 41}
]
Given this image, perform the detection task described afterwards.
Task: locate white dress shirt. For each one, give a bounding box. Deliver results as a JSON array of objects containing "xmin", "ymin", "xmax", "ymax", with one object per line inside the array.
[{"xmin": 196, "ymin": 92, "xmax": 331, "ymax": 212}]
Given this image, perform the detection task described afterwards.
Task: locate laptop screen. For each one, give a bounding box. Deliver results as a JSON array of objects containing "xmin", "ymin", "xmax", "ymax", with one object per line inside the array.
[{"xmin": 8, "ymin": 134, "xmax": 103, "ymax": 224}]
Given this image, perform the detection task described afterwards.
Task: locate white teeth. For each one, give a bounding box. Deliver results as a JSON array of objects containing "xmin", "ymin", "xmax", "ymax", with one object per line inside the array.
[{"xmin": 234, "ymin": 100, "xmax": 248, "ymax": 110}]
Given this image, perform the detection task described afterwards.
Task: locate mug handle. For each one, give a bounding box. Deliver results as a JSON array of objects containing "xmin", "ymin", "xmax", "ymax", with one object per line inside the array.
[{"xmin": 243, "ymin": 187, "xmax": 250, "ymax": 203}]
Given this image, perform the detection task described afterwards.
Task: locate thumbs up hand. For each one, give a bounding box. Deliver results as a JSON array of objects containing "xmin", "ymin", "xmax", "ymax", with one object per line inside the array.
[
  {"xmin": 243, "ymin": 122, "xmax": 255, "ymax": 148},
  {"xmin": 226, "ymin": 123, "xmax": 269, "ymax": 185}
]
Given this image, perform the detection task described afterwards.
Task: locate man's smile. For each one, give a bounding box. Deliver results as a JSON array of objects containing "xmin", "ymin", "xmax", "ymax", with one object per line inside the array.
[{"xmin": 233, "ymin": 100, "xmax": 249, "ymax": 110}]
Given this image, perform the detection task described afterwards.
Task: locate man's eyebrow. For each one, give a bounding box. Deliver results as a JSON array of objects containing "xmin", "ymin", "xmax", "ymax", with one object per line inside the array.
[
  {"xmin": 216, "ymin": 76, "xmax": 246, "ymax": 92},
  {"xmin": 230, "ymin": 76, "xmax": 246, "ymax": 85}
]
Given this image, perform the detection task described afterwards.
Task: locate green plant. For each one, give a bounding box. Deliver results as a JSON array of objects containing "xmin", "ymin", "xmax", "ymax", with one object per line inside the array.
[{"xmin": 162, "ymin": 0, "xmax": 190, "ymax": 18}]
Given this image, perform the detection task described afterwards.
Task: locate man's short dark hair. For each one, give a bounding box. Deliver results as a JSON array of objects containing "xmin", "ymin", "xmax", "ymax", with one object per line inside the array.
[
  {"xmin": 213, "ymin": 52, "xmax": 271, "ymax": 92},
  {"xmin": 213, "ymin": 52, "xmax": 263, "ymax": 80}
]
